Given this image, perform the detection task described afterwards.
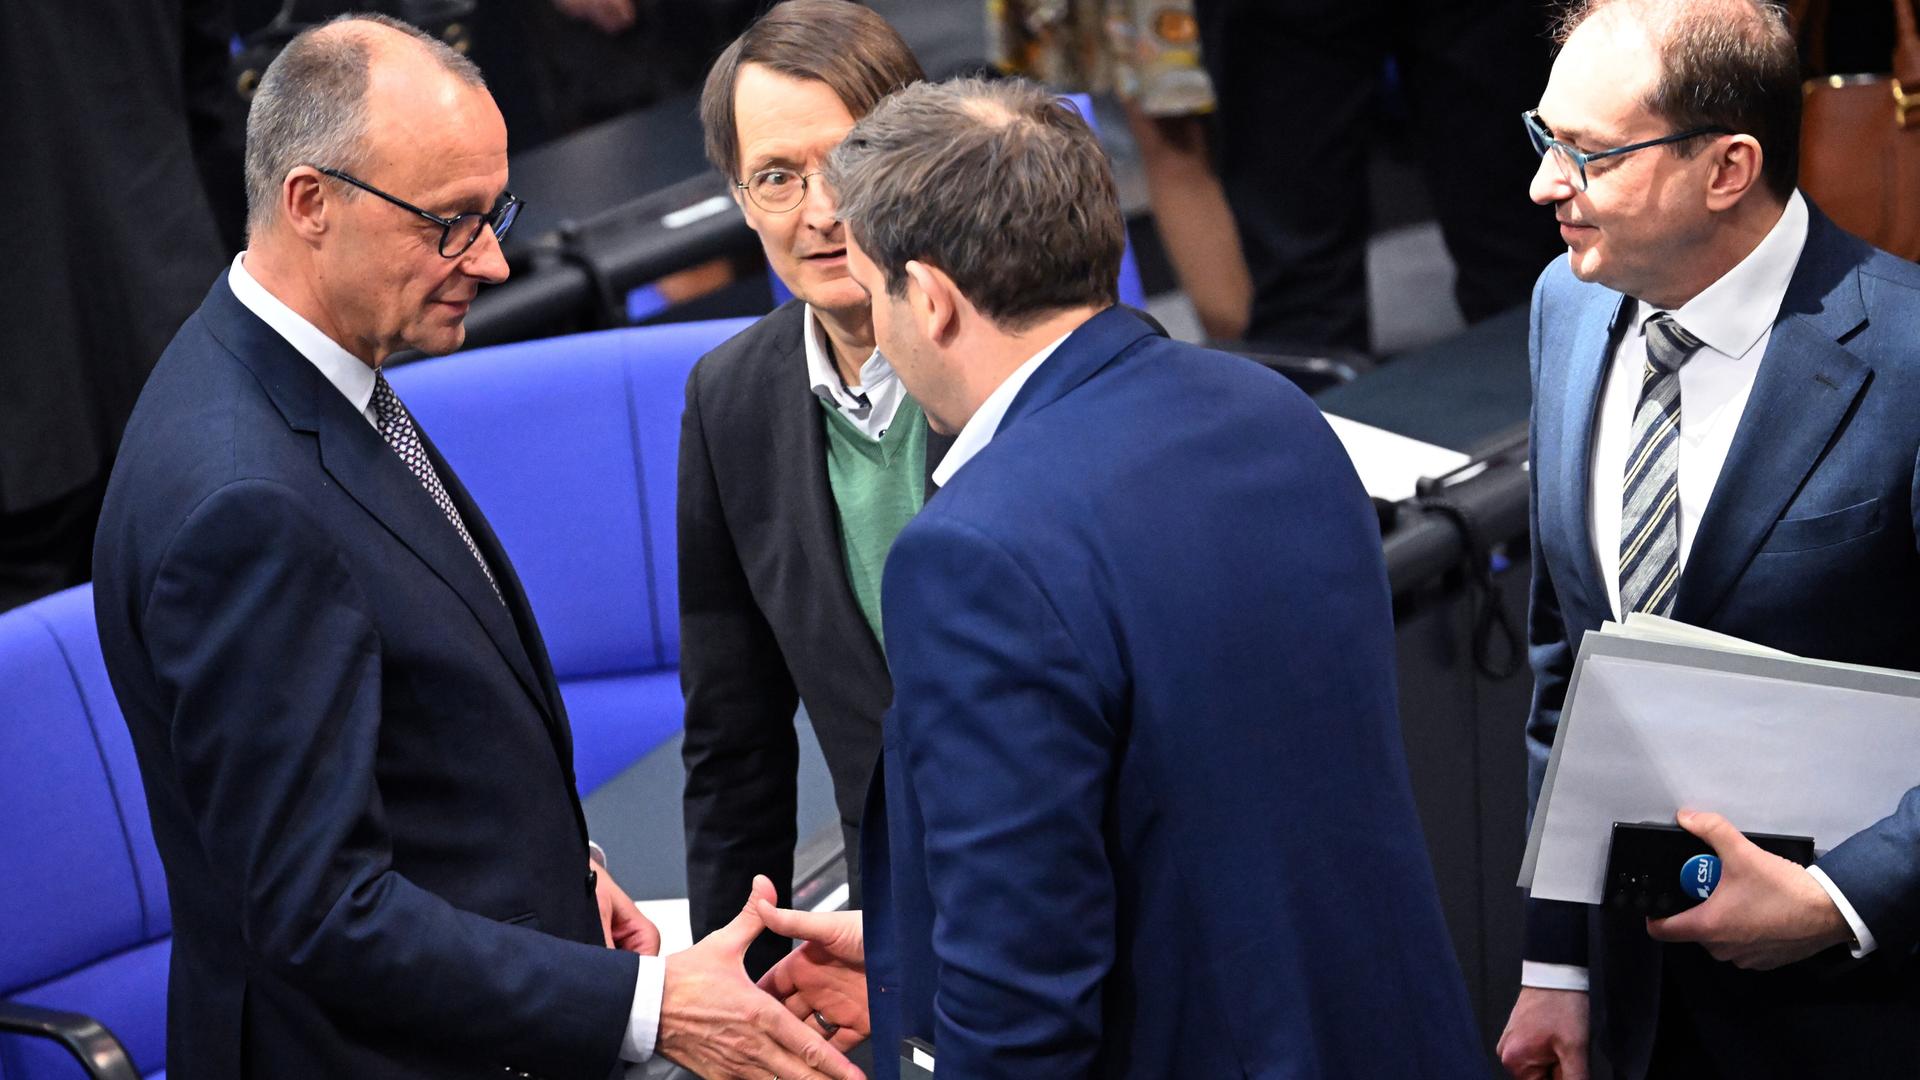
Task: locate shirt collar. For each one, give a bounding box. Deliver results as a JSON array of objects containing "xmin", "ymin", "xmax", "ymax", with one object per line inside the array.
[
  {"xmin": 1635, "ymin": 189, "xmax": 1810, "ymax": 360},
  {"xmin": 228, "ymin": 252, "xmax": 379, "ymax": 422},
  {"xmin": 931, "ymin": 330, "xmax": 1074, "ymax": 488},
  {"xmin": 803, "ymin": 304, "xmax": 895, "ymax": 416}
]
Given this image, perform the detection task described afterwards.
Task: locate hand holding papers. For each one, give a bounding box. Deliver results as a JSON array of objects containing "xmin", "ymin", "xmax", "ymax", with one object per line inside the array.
[{"xmin": 1520, "ymin": 615, "xmax": 1920, "ymax": 910}]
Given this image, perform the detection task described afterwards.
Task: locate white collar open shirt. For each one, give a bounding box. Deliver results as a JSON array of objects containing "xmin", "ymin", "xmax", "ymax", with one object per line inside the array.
[{"xmin": 931, "ymin": 329, "xmax": 1074, "ymax": 488}]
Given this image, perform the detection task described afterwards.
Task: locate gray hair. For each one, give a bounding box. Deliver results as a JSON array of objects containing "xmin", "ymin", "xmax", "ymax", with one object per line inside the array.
[
  {"xmin": 244, "ymin": 13, "xmax": 485, "ymax": 237},
  {"xmin": 825, "ymin": 76, "xmax": 1124, "ymax": 331}
]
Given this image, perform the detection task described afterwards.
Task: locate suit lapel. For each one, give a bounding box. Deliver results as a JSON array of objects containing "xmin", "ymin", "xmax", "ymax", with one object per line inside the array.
[
  {"xmin": 924, "ymin": 425, "xmax": 956, "ymax": 502},
  {"xmin": 1559, "ymin": 290, "xmax": 1630, "ymax": 622},
  {"xmin": 316, "ymin": 396, "xmax": 555, "ymax": 723},
  {"xmin": 1674, "ymin": 220, "xmax": 1871, "ymax": 625},
  {"xmin": 776, "ymin": 323, "xmax": 891, "ymax": 672}
]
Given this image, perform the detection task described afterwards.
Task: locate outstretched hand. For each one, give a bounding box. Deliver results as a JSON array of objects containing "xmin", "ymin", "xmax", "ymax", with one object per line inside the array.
[
  {"xmin": 657, "ymin": 876, "xmax": 865, "ymax": 1080},
  {"xmin": 754, "ymin": 876, "xmax": 870, "ymax": 1053},
  {"xmin": 594, "ymin": 863, "xmax": 660, "ymax": 955},
  {"xmin": 1645, "ymin": 810, "xmax": 1852, "ymax": 970}
]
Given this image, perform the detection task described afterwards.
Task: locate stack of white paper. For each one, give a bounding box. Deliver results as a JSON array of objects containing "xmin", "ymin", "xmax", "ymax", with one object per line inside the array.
[{"xmin": 1518, "ymin": 616, "xmax": 1920, "ymax": 905}]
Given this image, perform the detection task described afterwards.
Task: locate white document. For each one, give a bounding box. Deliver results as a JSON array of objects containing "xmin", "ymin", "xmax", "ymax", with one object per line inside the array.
[
  {"xmin": 1519, "ymin": 624, "xmax": 1920, "ymax": 904},
  {"xmin": 1321, "ymin": 413, "xmax": 1471, "ymax": 504},
  {"xmin": 635, "ymin": 897, "xmax": 693, "ymax": 956}
]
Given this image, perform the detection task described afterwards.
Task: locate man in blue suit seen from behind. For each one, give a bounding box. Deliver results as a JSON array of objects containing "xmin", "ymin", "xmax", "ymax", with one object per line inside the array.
[
  {"xmin": 754, "ymin": 75, "xmax": 1483, "ymax": 1079},
  {"xmin": 1499, "ymin": 2, "xmax": 1920, "ymax": 1078}
]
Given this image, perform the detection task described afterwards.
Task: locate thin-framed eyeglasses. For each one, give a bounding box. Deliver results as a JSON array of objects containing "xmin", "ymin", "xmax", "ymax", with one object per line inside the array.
[
  {"xmin": 1522, "ymin": 110, "xmax": 1735, "ymax": 192},
  {"xmin": 317, "ymin": 166, "xmax": 523, "ymax": 257},
  {"xmin": 736, "ymin": 167, "xmax": 824, "ymax": 214}
]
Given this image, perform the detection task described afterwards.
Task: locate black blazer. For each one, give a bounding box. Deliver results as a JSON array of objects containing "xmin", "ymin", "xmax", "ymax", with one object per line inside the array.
[
  {"xmin": 92, "ymin": 275, "xmax": 638, "ymax": 1079},
  {"xmin": 677, "ymin": 299, "xmax": 950, "ymax": 973}
]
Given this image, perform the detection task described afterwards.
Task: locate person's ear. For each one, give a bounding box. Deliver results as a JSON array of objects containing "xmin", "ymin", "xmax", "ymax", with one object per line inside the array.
[
  {"xmin": 1704, "ymin": 134, "xmax": 1764, "ymax": 213},
  {"xmin": 282, "ymin": 165, "xmax": 332, "ymax": 248},
  {"xmin": 904, "ymin": 260, "xmax": 958, "ymax": 345}
]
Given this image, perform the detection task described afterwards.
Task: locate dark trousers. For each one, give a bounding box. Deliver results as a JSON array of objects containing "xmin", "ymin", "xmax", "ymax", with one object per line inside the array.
[
  {"xmin": 0, "ymin": 473, "xmax": 104, "ymax": 614},
  {"xmin": 1620, "ymin": 940, "xmax": 1920, "ymax": 1079},
  {"xmin": 1193, "ymin": 0, "xmax": 1563, "ymax": 353}
]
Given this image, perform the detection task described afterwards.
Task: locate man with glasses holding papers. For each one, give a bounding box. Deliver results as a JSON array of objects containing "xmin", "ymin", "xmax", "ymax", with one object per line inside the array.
[{"xmin": 1499, "ymin": 2, "xmax": 1920, "ymax": 1078}]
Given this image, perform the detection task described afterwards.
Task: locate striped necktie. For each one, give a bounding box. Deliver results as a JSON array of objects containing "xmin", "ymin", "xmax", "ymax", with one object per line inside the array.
[
  {"xmin": 1619, "ymin": 313, "xmax": 1706, "ymax": 617},
  {"xmin": 371, "ymin": 372, "xmax": 503, "ymax": 603}
]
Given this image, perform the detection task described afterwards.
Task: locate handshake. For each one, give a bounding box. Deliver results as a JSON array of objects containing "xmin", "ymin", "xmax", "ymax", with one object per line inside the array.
[{"xmin": 599, "ymin": 869, "xmax": 869, "ymax": 1080}]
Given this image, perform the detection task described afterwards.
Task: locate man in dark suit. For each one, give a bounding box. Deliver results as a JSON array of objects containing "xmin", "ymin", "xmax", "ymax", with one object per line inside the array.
[
  {"xmin": 92, "ymin": 15, "xmax": 857, "ymax": 1080},
  {"xmin": 750, "ymin": 75, "xmax": 1484, "ymax": 1079},
  {"xmin": 1499, "ymin": 3, "xmax": 1920, "ymax": 1078},
  {"xmin": 679, "ymin": 0, "xmax": 946, "ymax": 976}
]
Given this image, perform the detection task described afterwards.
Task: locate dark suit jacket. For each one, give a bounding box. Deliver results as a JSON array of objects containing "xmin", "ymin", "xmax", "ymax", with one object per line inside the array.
[
  {"xmin": 862, "ymin": 308, "xmax": 1484, "ymax": 1079},
  {"xmin": 677, "ymin": 299, "xmax": 950, "ymax": 973},
  {"xmin": 1525, "ymin": 206, "xmax": 1920, "ymax": 1077},
  {"xmin": 92, "ymin": 276, "xmax": 638, "ymax": 1079}
]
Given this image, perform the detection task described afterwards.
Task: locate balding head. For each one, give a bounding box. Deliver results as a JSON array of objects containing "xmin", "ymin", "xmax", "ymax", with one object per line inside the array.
[
  {"xmin": 244, "ymin": 14, "xmax": 485, "ymax": 239},
  {"xmin": 1557, "ymin": 0, "xmax": 1799, "ymax": 200}
]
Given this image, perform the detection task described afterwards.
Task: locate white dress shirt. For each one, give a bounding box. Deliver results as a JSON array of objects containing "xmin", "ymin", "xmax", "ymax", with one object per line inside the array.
[
  {"xmin": 804, "ymin": 304, "xmax": 909, "ymax": 440},
  {"xmin": 227, "ymin": 252, "xmax": 666, "ymax": 1061},
  {"xmin": 1524, "ymin": 191, "xmax": 1875, "ymax": 994},
  {"xmin": 930, "ymin": 330, "xmax": 1074, "ymax": 488}
]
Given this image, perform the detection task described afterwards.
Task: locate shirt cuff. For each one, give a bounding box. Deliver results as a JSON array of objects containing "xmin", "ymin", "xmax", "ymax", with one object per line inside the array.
[
  {"xmin": 1806, "ymin": 865, "xmax": 1878, "ymax": 958},
  {"xmin": 1520, "ymin": 961, "xmax": 1590, "ymax": 991},
  {"xmin": 620, "ymin": 955, "xmax": 666, "ymax": 1061}
]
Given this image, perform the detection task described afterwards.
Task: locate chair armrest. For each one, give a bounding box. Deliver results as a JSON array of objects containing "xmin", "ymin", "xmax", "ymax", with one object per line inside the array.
[{"xmin": 0, "ymin": 1001, "xmax": 142, "ymax": 1080}]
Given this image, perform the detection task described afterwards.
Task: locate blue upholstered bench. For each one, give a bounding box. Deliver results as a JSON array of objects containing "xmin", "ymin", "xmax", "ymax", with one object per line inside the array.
[{"xmin": 0, "ymin": 316, "xmax": 757, "ymax": 1077}]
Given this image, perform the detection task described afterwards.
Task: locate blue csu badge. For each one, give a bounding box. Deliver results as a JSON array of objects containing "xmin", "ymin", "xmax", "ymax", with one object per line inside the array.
[{"xmin": 1681, "ymin": 853, "xmax": 1722, "ymax": 900}]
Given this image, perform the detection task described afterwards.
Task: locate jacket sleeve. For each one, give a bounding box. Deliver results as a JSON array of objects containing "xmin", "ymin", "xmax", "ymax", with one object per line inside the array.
[
  {"xmin": 882, "ymin": 515, "xmax": 1116, "ymax": 1078},
  {"xmin": 1813, "ymin": 463, "xmax": 1920, "ymax": 955},
  {"xmin": 1523, "ymin": 272, "xmax": 1590, "ymax": 968},
  {"xmin": 675, "ymin": 362, "xmax": 801, "ymax": 977},
  {"xmin": 142, "ymin": 478, "xmax": 639, "ymax": 1078}
]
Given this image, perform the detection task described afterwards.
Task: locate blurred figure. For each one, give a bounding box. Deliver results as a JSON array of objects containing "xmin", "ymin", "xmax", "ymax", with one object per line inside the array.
[
  {"xmin": 1193, "ymin": 0, "xmax": 1562, "ymax": 353},
  {"xmin": 0, "ymin": 0, "xmax": 237, "ymax": 612},
  {"xmin": 991, "ymin": 0, "xmax": 1251, "ymax": 340},
  {"xmin": 679, "ymin": 0, "xmax": 939, "ymax": 979}
]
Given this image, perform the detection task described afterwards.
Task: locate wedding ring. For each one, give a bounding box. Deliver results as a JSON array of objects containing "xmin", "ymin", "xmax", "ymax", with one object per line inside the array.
[{"xmin": 811, "ymin": 1009, "xmax": 840, "ymax": 1038}]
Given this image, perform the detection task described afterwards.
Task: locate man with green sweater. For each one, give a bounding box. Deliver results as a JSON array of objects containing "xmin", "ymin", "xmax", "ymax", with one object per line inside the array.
[{"xmin": 676, "ymin": 0, "xmax": 948, "ymax": 977}]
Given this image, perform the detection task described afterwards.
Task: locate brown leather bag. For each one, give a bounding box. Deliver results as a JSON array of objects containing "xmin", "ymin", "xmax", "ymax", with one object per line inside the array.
[{"xmin": 1791, "ymin": 0, "xmax": 1920, "ymax": 261}]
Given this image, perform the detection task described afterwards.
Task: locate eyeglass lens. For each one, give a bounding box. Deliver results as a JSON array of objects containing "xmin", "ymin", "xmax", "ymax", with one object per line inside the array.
[
  {"xmin": 748, "ymin": 170, "xmax": 809, "ymax": 212},
  {"xmin": 441, "ymin": 198, "xmax": 521, "ymax": 257}
]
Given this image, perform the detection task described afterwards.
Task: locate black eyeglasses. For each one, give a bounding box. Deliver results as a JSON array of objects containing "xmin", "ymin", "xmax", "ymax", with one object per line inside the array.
[
  {"xmin": 1523, "ymin": 110, "xmax": 1735, "ymax": 192},
  {"xmin": 736, "ymin": 167, "xmax": 823, "ymax": 214},
  {"xmin": 317, "ymin": 167, "xmax": 523, "ymax": 257}
]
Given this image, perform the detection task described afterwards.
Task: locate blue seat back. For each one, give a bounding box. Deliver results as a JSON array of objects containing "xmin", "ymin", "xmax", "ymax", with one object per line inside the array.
[
  {"xmin": 390, "ymin": 318, "xmax": 756, "ymax": 678},
  {"xmin": 0, "ymin": 585, "xmax": 170, "ymax": 1078}
]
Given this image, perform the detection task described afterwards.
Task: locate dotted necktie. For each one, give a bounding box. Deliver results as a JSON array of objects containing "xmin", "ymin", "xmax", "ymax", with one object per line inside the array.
[
  {"xmin": 371, "ymin": 372, "xmax": 502, "ymax": 603},
  {"xmin": 1619, "ymin": 313, "xmax": 1707, "ymax": 617}
]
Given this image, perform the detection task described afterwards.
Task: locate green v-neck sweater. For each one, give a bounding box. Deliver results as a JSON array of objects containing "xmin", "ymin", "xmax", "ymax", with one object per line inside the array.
[{"xmin": 819, "ymin": 396, "xmax": 928, "ymax": 644}]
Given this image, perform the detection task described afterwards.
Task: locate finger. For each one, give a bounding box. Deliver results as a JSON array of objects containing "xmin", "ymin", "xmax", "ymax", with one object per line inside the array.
[
  {"xmin": 707, "ymin": 887, "xmax": 770, "ymax": 953},
  {"xmin": 830, "ymin": 1028, "xmax": 865, "ymax": 1054},
  {"xmin": 1675, "ymin": 809, "xmax": 1740, "ymax": 854},
  {"xmin": 757, "ymin": 901, "xmax": 846, "ymax": 944},
  {"xmin": 1559, "ymin": 1043, "xmax": 1590, "ymax": 1080},
  {"xmin": 766, "ymin": 1006, "xmax": 864, "ymax": 1080},
  {"xmin": 1644, "ymin": 909, "xmax": 1700, "ymax": 943}
]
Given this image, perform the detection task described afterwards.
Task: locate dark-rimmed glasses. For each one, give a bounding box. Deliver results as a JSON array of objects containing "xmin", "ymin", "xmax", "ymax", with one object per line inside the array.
[
  {"xmin": 1523, "ymin": 110, "xmax": 1735, "ymax": 192},
  {"xmin": 318, "ymin": 167, "xmax": 523, "ymax": 257},
  {"xmin": 736, "ymin": 167, "xmax": 823, "ymax": 214}
]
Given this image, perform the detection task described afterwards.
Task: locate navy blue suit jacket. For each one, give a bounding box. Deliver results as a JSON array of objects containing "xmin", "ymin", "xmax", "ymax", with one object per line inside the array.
[
  {"xmin": 92, "ymin": 276, "xmax": 638, "ymax": 1079},
  {"xmin": 1525, "ymin": 207, "xmax": 1920, "ymax": 1073},
  {"xmin": 860, "ymin": 308, "xmax": 1483, "ymax": 1078}
]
